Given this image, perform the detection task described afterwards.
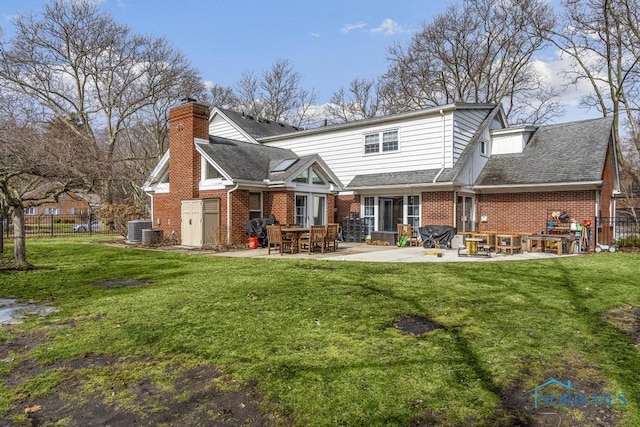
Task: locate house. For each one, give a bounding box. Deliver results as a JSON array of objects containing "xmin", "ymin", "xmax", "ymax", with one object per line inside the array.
[
  {"xmin": 143, "ymin": 100, "xmax": 620, "ymax": 248},
  {"xmin": 23, "ymin": 192, "xmax": 92, "ymax": 217}
]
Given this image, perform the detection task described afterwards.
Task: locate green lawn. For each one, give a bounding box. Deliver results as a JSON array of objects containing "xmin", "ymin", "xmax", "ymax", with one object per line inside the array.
[{"xmin": 1, "ymin": 239, "xmax": 639, "ymax": 426}]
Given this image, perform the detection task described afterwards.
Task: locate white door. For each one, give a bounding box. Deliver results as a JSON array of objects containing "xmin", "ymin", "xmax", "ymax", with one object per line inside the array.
[{"xmin": 181, "ymin": 199, "xmax": 203, "ymax": 247}]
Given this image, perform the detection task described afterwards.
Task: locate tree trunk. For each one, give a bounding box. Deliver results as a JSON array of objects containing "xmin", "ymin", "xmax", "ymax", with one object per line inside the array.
[{"xmin": 12, "ymin": 204, "xmax": 28, "ymax": 267}]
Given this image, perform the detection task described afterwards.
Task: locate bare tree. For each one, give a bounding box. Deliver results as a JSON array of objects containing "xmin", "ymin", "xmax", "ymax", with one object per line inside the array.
[
  {"xmin": 235, "ymin": 59, "xmax": 316, "ymax": 127},
  {"xmin": 326, "ymin": 77, "xmax": 384, "ymax": 123},
  {"xmin": 207, "ymin": 83, "xmax": 241, "ymax": 110},
  {"xmin": 382, "ymin": 0, "xmax": 558, "ymax": 124},
  {"xmin": 0, "ymin": 0, "xmax": 203, "ymax": 205},
  {"xmin": 547, "ymin": 0, "xmax": 640, "ymax": 188},
  {"xmin": 0, "ymin": 104, "xmax": 101, "ymax": 267}
]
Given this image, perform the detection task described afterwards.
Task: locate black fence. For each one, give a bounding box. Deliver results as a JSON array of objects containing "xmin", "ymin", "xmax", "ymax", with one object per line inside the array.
[
  {"xmin": 1, "ymin": 213, "xmax": 121, "ymax": 240},
  {"xmin": 595, "ymin": 216, "xmax": 640, "ymax": 248}
]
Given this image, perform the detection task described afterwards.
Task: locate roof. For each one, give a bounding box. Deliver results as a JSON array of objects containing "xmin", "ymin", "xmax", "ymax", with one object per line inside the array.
[
  {"xmin": 217, "ymin": 108, "xmax": 300, "ymax": 139},
  {"xmin": 346, "ymin": 168, "xmax": 456, "ymax": 189},
  {"xmin": 196, "ymin": 136, "xmax": 298, "ymax": 182},
  {"xmin": 476, "ymin": 117, "xmax": 613, "ymax": 186}
]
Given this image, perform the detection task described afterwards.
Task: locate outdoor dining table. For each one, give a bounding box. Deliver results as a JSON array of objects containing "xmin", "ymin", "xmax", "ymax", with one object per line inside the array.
[{"xmin": 281, "ymin": 227, "xmax": 310, "ymax": 253}]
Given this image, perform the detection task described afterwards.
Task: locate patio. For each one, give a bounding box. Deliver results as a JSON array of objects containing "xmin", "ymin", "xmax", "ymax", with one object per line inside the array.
[{"xmin": 210, "ymin": 242, "xmax": 567, "ymax": 263}]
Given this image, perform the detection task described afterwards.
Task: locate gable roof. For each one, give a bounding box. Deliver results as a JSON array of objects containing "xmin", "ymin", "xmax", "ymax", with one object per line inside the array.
[
  {"xmin": 476, "ymin": 117, "xmax": 614, "ymax": 187},
  {"xmin": 216, "ymin": 108, "xmax": 300, "ymax": 140},
  {"xmin": 195, "ymin": 136, "xmax": 343, "ymax": 189},
  {"xmin": 196, "ymin": 136, "xmax": 298, "ymax": 182}
]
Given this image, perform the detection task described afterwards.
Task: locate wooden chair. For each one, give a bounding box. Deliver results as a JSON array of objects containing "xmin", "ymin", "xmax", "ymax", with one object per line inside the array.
[
  {"xmin": 397, "ymin": 224, "xmax": 419, "ymax": 247},
  {"xmin": 266, "ymin": 225, "xmax": 293, "ymax": 255},
  {"xmin": 325, "ymin": 223, "xmax": 339, "ymax": 252},
  {"xmin": 299, "ymin": 225, "xmax": 326, "ymax": 254}
]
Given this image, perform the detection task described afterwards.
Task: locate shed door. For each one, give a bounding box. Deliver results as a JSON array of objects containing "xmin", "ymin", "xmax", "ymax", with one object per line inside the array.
[
  {"xmin": 181, "ymin": 199, "xmax": 203, "ymax": 247},
  {"xmin": 202, "ymin": 198, "xmax": 220, "ymax": 246}
]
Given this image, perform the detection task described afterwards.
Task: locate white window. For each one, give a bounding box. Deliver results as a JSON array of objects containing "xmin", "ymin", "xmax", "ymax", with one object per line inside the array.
[
  {"xmin": 480, "ymin": 139, "xmax": 489, "ymax": 156},
  {"xmin": 295, "ymin": 194, "xmax": 326, "ymax": 227},
  {"xmin": 44, "ymin": 207, "xmax": 61, "ymax": 215},
  {"xmin": 294, "ymin": 167, "xmax": 326, "ymax": 185},
  {"xmin": 204, "ymin": 161, "xmax": 222, "ymax": 179},
  {"xmin": 24, "ymin": 207, "xmax": 38, "ymax": 215},
  {"xmin": 362, "ymin": 196, "xmax": 375, "ymax": 236},
  {"xmin": 364, "ymin": 130, "xmax": 398, "ymax": 154},
  {"xmin": 407, "ymin": 195, "xmax": 420, "ymax": 231},
  {"xmin": 249, "ymin": 192, "xmax": 262, "ymax": 220}
]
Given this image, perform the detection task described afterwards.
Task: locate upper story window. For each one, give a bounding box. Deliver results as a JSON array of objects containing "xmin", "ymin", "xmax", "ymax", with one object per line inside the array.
[
  {"xmin": 24, "ymin": 207, "xmax": 38, "ymax": 215},
  {"xmin": 364, "ymin": 130, "xmax": 398, "ymax": 154},
  {"xmin": 480, "ymin": 139, "xmax": 489, "ymax": 156},
  {"xmin": 44, "ymin": 207, "xmax": 61, "ymax": 215}
]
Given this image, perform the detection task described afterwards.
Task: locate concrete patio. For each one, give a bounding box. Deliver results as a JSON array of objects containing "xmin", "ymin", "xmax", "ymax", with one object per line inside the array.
[{"xmin": 208, "ymin": 242, "xmax": 569, "ymax": 263}]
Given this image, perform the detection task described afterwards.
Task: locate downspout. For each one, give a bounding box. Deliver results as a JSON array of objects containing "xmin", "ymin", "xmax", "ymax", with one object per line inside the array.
[
  {"xmin": 227, "ymin": 182, "xmax": 240, "ymax": 245},
  {"xmin": 433, "ymin": 109, "xmax": 446, "ymax": 183}
]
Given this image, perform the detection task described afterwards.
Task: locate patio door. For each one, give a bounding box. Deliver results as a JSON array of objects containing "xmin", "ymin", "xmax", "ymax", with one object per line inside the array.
[
  {"xmin": 378, "ymin": 197, "xmax": 403, "ymax": 231},
  {"xmin": 295, "ymin": 193, "xmax": 326, "ymax": 227},
  {"xmin": 456, "ymin": 195, "xmax": 474, "ymax": 232}
]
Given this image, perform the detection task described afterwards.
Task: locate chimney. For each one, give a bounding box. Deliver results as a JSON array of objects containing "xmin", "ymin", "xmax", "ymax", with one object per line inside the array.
[{"xmin": 168, "ymin": 101, "xmax": 210, "ymax": 199}]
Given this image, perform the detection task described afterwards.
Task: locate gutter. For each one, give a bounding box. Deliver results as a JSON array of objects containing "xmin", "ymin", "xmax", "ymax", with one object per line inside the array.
[{"xmin": 474, "ymin": 181, "xmax": 603, "ymax": 193}]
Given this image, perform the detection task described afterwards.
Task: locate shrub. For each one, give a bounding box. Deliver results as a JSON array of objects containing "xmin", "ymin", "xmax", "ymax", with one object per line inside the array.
[{"xmin": 95, "ymin": 204, "xmax": 147, "ymax": 238}]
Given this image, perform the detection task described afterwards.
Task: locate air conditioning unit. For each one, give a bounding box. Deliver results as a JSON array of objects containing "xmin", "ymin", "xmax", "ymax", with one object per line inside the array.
[{"xmin": 127, "ymin": 220, "xmax": 152, "ymax": 243}]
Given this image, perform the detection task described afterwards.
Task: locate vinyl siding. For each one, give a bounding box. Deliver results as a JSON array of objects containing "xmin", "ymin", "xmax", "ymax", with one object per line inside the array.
[
  {"xmin": 209, "ymin": 114, "xmax": 252, "ymax": 142},
  {"xmin": 262, "ymin": 113, "xmax": 457, "ymax": 187},
  {"xmin": 452, "ymin": 109, "xmax": 490, "ymax": 163}
]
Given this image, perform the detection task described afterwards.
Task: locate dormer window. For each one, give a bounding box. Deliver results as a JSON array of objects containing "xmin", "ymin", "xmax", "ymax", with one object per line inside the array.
[{"xmin": 203, "ymin": 159, "xmax": 223, "ymax": 180}]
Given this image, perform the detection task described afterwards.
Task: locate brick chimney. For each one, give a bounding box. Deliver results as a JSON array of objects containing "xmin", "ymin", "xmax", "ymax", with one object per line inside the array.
[{"xmin": 168, "ymin": 101, "xmax": 210, "ymax": 199}]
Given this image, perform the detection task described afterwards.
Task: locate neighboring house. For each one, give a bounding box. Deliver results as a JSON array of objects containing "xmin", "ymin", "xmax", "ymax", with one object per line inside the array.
[
  {"xmin": 143, "ymin": 100, "xmax": 620, "ymax": 247},
  {"xmin": 23, "ymin": 192, "xmax": 92, "ymax": 217}
]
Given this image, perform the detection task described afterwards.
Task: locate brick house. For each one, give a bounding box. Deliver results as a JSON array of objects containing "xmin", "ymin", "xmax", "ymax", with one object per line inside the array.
[
  {"xmin": 23, "ymin": 192, "xmax": 92, "ymax": 217},
  {"xmin": 144, "ymin": 100, "xmax": 620, "ymax": 247}
]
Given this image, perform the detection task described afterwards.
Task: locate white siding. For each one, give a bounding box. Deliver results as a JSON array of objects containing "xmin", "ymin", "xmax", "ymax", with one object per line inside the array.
[
  {"xmin": 455, "ymin": 116, "xmax": 506, "ymax": 186},
  {"xmin": 490, "ymin": 128, "xmax": 534, "ymax": 154},
  {"xmin": 452, "ymin": 109, "xmax": 490, "ymax": 163},
  {"xmin": 263, "ymin": 112, "xmax": 456, "ymax": 186},
  {"xmin": 209, "ymin": 114, "xmax": 252, "ymax": 142}
]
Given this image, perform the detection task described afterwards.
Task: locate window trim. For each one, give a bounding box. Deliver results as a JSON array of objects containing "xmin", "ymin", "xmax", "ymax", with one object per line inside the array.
[{"xmin": 248, "ymin": 192, "xmax": 262, "ymax": 220}]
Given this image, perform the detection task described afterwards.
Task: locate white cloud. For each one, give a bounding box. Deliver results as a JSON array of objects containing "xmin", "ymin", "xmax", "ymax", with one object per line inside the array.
[
  {"xmin": 340, "ymin": 22, "xmax": 366, "ymax": 34},
  {"xmin": 370, "ymin": 19, "xmax": 405, "ymax": 36},
  {"xmin": 310, "ymin": 32, "xmax": 321, "ymax": 38}
]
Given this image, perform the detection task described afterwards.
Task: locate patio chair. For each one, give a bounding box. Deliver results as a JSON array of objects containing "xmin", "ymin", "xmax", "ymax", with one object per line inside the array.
[
  {"xmin": 325, "ymin": 223, "xmax": 339, "ymax": 252},
  {"xmin": 299, "ymin": 225, "xmax": 326, "ymax": 254},
  {"xmin": 397, "ymin": 224, "xmax": 419, "ymax": 247},
  {"xmin": 266, "ymin": 224, "xmax": 294, "ymax": 255}
]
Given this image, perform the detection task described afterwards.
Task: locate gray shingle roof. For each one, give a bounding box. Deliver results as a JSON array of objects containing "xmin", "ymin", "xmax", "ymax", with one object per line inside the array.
[
  {"xmin": 218, "ymin": 108, "xmax": 300, "ymax": 139},
  {"xmin": 347, "ymin": 168, "xmax": 455, "ymax": 189},
  {"xmin": 476, "ymin": 117, "xmax": 613, "ymax": 186},
  {"xmin": 196, "ymin": 136, "xmax": 298, "ymax": 182}
]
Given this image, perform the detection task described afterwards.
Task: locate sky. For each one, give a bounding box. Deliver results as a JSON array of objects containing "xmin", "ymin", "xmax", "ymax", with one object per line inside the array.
[{"xmin": 1, "ymin": 0, "xmax": 600, "ymax": 123}]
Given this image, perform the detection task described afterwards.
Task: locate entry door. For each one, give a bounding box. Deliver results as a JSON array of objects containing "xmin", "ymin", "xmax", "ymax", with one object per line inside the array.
[
  {"xmin": 379, "ymin": 197, "xmax": 403, "ymax": 231},
  {"xmin": 181, "ymin": 199, "xmax": 203, "ymax": 247},
  {"xmin": 456, "ymin": 196, "xmax": 474, "ymax": 232}
]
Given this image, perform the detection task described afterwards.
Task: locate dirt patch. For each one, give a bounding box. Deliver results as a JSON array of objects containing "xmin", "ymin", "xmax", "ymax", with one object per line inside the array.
[
  {"xmin": 91, "ymin": 279, "xmax": 151, "ymax": 288},
  {"xmin": 602, "ymin": 303, "xmax": 640, "ymax": 345},
  {"xmin": 0, "ymin": 328, "xmax": 283, "ymax": 426},
  {"xmin": 482, "ymin": 354, "xmax": 621, "ymax": 427},
  {"xmin": 393, "ymin": 314, "xmax": 445, "ymax": 336}
]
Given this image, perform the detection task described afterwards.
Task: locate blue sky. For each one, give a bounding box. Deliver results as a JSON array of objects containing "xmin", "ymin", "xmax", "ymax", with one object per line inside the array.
[{"xmin": 1, "ymin": 0, "xmax": 598, "ymax": 122}]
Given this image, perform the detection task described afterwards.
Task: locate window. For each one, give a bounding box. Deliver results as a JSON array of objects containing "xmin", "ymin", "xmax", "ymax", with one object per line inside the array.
[
  {"xmin": 204, "ymin": 161, "xmax": 222, "ymax": 179},
  {"xmin": 44, "ymin": 207, "xmax": 60, "ymax": 215},
  {"xmin": 295, "ymin": 193, "xmax": 326, "ymax": 227},
  {"xmin": 407, "ymin": 195, "xmax": 420, "ymax": 231},
  {"xmin": 249, "ymin": 192, "xmax": 262, "ymax": 220},
  {"xmin": 294, "ymin": 167, "xmax": 326, "ymax": 185},
  {"xmin": 480, "ymin": 139, "xmax": 489, "ymax": 156},
  {"xmin": 295, "ymin": 195, "xmax": 308, "ymax": 226},
  {"xmin": 24, "ymin": 207, "xmax": 38, "ymax": 215},
  {"xmin": 362, "ymin": 196, "xmax": 375, "ymax": 237},
  {"xmin": 382, "ymin": 131, "xmax": 398, "ymax": 152},
  {"xmin": 364, "ymin": 130, "xmax": 398, "ymax": 154}
]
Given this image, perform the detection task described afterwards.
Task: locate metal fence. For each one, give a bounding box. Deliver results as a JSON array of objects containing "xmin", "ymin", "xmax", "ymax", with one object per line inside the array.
[
  {"xmin": 1, "ymin": 213, "xmax": 121, "ymax": 240},
  {"xmin": 595, "ymin": 216, "xmax": 640, "ymax": 248}
]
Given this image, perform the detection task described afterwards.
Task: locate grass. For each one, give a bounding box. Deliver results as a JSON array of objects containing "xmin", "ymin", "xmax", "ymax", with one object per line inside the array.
[{"xmin": 1, "ymin": 238, "xmax": 640, "ymax": 425}]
